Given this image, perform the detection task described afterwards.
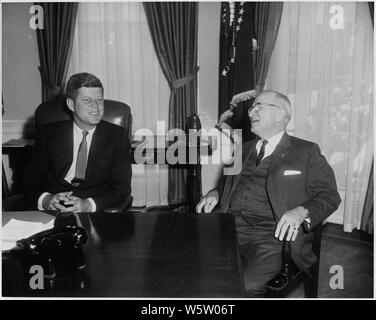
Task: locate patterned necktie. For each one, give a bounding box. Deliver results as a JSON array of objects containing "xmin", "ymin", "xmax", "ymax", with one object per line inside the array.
[
  {"xmin": 255, "ymin": 139, "xmax": 268, "ymax": 166},
  {"xmin": 73, "ymin": 130, "xmax": 89, "ymax": 185}
]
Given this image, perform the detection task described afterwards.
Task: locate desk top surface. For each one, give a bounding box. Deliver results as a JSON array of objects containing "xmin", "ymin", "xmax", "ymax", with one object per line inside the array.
[{"xmin": 2, "ymin": 211, "xmax": 244, "ymax": 298}]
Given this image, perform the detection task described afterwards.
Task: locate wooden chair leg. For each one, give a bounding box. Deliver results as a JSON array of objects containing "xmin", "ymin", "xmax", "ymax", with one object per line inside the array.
[{"xmin": 304, "ymin": 264, "xmax": 319, "ymax": 298}]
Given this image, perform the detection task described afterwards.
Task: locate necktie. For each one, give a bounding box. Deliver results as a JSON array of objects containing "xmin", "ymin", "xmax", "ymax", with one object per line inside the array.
[
  {"xmin": 73, "ymin": 130, "xmax": 89, "ymax": 185},
  {"xmin": 255, "ymin": 139, "xmax": 268, "ymax": 166}
]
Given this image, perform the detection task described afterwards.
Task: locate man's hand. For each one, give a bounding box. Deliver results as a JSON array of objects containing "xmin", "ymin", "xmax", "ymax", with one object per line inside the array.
[
  {"xmin": 274, "ymin": 206, "xmax": 309, "ymax": 242},
  {"xmin": 42, "ymin": 191, "xmax": 73, "ymax": 211},
  {"xmin": 59, "ymin": 196, "xmax": 93, "ymax": 213},
  {"xmin": 196, "ymin": 190, "xmax": 219, "ymax": 213}
]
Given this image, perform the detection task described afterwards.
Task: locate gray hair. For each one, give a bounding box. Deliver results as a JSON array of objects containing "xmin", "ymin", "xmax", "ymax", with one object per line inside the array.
[{"xmin": 259, "ymin": 90, "xmax": 291, "ymax": 126}]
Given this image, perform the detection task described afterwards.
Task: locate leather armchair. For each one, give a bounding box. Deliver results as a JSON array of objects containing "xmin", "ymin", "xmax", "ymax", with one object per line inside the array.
[{"xmin": 16, "ymin": 98, "xmax": 133, "ymax": 213}]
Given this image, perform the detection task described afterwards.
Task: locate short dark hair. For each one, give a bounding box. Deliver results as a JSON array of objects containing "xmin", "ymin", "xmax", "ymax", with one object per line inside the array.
[{"xmin": 66, "ymin": 72, "xmax": 103, "ymax": 100}]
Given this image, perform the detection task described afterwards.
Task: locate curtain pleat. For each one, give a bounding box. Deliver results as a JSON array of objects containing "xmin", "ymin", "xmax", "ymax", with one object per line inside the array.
[
  {"xmin": 369, "ymin": 2, "xmax": 374, "ymax": 26},
  {"xmin": 253, "ymin": 2, "xmax": 283, "ymax": 92},
  {"xmin": 361, "ymin": 163, "xmax": 373, "ymax": 234},
  {"xmin": 360, "ymin": 3, "xmax": 374, "ymax": 234},
  {"xmin": 144, "ymin": 2, "xmax": 199, "ymax": 205},
  {"xmin": 36, "ymin": 2, "xmax": 78, "ymax": 102}
]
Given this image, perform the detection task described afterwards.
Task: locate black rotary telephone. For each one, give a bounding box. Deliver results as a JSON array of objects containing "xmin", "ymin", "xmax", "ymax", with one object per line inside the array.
[{"xmin": 8, "ymin": 225, "xmax": 88, "ymax": 279}]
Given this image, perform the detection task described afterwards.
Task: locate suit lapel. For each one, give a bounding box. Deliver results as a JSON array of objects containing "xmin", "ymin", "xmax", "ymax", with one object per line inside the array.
[
  {"xmin": 85, "ymin": 121, "xmax": 106, "ymax": 183},
  {"xmin": 266, "ymin": 132, "xmax": 291, "ymax": 219},
  {"xmin": 60, "ymin": 121, "xmax": 74, "ymax": 178}
]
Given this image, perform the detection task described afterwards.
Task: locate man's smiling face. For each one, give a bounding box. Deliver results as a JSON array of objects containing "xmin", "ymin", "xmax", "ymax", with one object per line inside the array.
[
  {"xmin": 67, "ymin": 87, "xmax": 104, "ymax": 131},
  {"xmin": 248, "ymin": 92, "xmax": 284, "ymax": 139}
]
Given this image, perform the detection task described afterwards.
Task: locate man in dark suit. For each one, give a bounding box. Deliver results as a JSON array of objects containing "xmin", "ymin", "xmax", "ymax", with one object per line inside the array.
[
  {"xmin": 197, "ymin": 90, "xmax": 341, "ymax": 297},
  {"xmin": 23, "ymin": 72, "xmax": 132, "ymax": 213}
]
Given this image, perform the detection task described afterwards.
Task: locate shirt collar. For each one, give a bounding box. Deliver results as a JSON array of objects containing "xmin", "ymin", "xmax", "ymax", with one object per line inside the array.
[
  {"xmin": 73, "ymin": 122, "xmax": 96, "ymax": 137},
  {"xmin": 265, "ymin": 130, "xmax": 284, "ymax": 148},
  {"xmin": 257, "ymin": 130, "xmax": 285, "ymax": 150}
]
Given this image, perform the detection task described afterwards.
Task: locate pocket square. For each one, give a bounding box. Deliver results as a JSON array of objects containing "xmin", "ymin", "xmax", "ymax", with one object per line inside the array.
[{"xmin": 284, "ymin": 170, "xmax": 301, "ymax": 176}]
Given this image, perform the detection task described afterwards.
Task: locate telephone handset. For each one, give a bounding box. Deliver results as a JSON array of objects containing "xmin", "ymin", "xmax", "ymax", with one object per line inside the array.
[{"xmin": 12, "ymin": 225, "xmax": 88, "ymax": 278}]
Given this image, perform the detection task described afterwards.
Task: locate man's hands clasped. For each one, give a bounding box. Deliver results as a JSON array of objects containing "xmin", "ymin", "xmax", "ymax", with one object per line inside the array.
[{"xmin": 42, "ymin": 191, "xmax": 93, "ymax": 213}]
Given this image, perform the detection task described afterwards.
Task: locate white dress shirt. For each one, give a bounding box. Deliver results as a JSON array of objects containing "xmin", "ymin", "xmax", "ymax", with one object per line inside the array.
[{"xmin": 38, "ymin": 123, "xmax": 97, "ymax": 211}]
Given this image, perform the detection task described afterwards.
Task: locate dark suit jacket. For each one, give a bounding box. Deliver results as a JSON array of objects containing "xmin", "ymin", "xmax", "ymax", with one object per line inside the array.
[
  {"xmin": 23, "ymin": 120, "xmax": 132, "ymax": 212},
  {"xmin": 215, "ymin": 132, "xmax": 341, "ymax": 274}
]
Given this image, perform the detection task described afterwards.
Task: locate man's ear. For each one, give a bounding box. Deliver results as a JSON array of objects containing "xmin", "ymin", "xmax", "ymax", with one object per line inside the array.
[
  {"xmin": 274, "ymin": 109, "xmax": 283, "ymax": 122},
  {"xmin": 66, "ymin": 98, "xmax": 74, "ymax": 112}
]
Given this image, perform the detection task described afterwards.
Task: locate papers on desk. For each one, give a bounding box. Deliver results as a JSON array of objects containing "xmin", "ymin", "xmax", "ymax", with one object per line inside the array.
[{"xmin": 2, "ymin": 218, "xmax": 55, "ymax": 251}]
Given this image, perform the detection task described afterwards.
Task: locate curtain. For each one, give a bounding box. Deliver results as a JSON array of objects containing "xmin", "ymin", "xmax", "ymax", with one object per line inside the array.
[
  {"xmin": 36, "ymin": 2, "xmax": 78, "ymax": 102},
  {"xmin": 369, "ymin": 2, "xmax": 374, "ymax": 26},
  {"xmin": 265, "ymin": 2, "xmax": 374, "ymax": 232},
  {"xmin": 361, "ymin": 163, "xmax": 373, "ymax": 234},
  {"xmin": 143, "ymin": 2, "xmax": 199, "ymax": 205},
  {"xmin": 67, "ymin": 2, "xmax": 170, "ymax": 207},
  {"xmin": 253, "ymin": 2, "xmax": 283, "ymax": 92},
  {"xmin": 361, "ymin": 2, "xmax": 374, "ymax": 234}
]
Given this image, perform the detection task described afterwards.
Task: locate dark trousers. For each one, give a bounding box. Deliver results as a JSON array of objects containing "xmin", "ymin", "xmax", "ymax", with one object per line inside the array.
[{"xmin": 235, "ymin": 213, "xmax": 283, "ymax": 297}]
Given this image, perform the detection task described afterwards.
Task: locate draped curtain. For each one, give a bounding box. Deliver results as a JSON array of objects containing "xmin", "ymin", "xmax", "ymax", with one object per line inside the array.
[
  {"xmin": 253, "ymin": 2, "xmax": 283, "ymax": 92},
  {"xmin": 143, "ymin": 2, "xmax": 199, "ymax": 205},
  {"xmin": 36, "ymin": 2, "xmax": 78, "ymax": 101},
  {"xmin": 360, "ymin": 2, "xmax": 374, "ymax": 234},
  {"xmin": 67, "ymin": 2, "xmax": 170, "ymax": 207},
  {"xmin": 265, "ymin": 2, "xmax": 373, "ymax": 232},
  {"xmin": 369, "ymin": 2, "xmax": 374, "ymax": 26},
  {"xmin": 361, "ymin": 163, "xmax": 373, "ymax": 234}
]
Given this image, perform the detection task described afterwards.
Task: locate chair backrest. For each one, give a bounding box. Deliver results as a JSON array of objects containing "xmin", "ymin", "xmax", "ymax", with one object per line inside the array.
[{"xmin": 34, "ymin": 98, "xmax": 132, "ymax": 139}]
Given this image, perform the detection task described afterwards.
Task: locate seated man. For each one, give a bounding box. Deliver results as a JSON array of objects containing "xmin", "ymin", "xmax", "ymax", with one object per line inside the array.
[
  {"xmin": 197, "ymin": 90, "xmax": 341, "ymax": 297},
  {"xmin": 23, "ymin": 72, "xmax": 132, "ymax": 213}
]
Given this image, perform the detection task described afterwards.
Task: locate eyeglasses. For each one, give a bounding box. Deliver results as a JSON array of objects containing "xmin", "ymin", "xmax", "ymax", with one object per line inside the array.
[{"xmin": 248, "ymin": 102, "xmax": 281, "ymax": 114}]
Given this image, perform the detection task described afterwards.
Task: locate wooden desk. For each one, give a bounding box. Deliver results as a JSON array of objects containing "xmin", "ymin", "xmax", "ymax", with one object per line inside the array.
[{"xmin": 2, "ymin": 211, "xmax": 244, "ymax": 297}]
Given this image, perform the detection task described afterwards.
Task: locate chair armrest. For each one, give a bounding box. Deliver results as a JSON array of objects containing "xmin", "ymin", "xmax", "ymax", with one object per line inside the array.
[
  {"xmin": 103, "ymin": 195, "xmax": 133, "ymax": 214},
  {"xmin": 2, "ymin": 194, "xmax": 27, "ymax": 211}
]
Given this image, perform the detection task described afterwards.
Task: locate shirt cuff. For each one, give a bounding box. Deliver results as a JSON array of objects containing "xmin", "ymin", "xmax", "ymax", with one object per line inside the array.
[
  {"xmin": 38, "ymin": 192, "xmax": 51, "ymax": 210},
  {"xmin": 87, "ymin": 197, "xmax": 96, "ymax": 212}
]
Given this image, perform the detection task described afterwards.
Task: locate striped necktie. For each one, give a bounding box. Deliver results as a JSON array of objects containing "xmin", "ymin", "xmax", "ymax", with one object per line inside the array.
[{"xmin": 255, "ymin": 139, "xmax": 268, "ymax": 166}]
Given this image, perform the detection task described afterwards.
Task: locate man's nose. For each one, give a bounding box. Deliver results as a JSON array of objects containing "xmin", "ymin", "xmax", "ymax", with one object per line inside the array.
[{"xmin": 92, "ymin": 101, "xmax": 101, "ymax": 110}]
